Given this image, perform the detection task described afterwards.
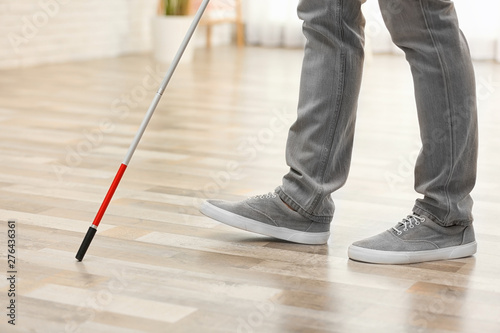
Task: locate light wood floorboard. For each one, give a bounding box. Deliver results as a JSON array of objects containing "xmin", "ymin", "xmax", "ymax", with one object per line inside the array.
[{"xmin": 0, "ymin": 46, "xmax": 499, "ymax": 332}]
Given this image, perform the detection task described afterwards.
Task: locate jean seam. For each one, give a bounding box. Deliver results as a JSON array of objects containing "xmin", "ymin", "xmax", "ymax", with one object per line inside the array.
[
  {"xmin": 418, "ymin": 0, "xmax": 454, "ymax": 222},
  {"xmin": 311, "ymin": 0, "xmax": 347, "ymax": 213}
]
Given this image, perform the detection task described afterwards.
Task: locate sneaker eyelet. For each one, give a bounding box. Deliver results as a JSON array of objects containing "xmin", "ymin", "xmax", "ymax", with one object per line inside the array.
[{"xmin": 397, "ymin": 231, "xmax": 402, "ymax": 236}]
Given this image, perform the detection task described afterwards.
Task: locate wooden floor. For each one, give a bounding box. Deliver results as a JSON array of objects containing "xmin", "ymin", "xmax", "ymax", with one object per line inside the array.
[{"xmin": 0, "ymin": 46, "xmax": 499, "ymax": 333}]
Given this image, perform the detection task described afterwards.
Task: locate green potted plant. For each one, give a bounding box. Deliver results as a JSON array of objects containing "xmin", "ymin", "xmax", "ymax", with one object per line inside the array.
[
  {"xmin": 152, "ymin": 0, "xmax": 196, "ymax": 63},
  {"xmin": 162, "ymin": 0, "xmax": 190, "ymax": 16}
]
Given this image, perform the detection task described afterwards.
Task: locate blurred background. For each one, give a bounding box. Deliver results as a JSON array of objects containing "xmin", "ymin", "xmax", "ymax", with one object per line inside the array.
[{"xmin": 1, "ymin": 0, "xmax": 500, "ymax": 70}]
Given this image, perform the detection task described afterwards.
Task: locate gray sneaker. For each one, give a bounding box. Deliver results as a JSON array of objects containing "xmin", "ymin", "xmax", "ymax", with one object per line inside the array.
[
  {"xmin": 348, "ymin": 214, "xmax": 477, "ymax": 264},
  {"xmin": 200, "ymin": 192, "xmax": 330, "ymax": 245}
]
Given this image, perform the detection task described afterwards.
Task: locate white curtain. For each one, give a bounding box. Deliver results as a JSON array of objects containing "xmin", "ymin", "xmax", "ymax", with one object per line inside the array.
[
  {"xmin": 243, "ymin": 0, "xmax": 305, "ymax": 48},
  {"xmin": 244, "ymin": 0, "xmax": 500, "ymax": 61}
]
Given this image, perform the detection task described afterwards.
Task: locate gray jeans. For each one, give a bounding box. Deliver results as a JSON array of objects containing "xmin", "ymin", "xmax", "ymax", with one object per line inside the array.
[{"xmin": 276, "ymin": 0, "xmax": 478, "ymax": 227}]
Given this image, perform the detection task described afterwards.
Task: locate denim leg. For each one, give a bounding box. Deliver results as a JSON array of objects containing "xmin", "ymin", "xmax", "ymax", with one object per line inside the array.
[
  {"xmin": 277, "ymin": 0, "xmax": 366, "ymax": 223},
  {"xmin": 378, "ymin": 0, "xmax": 478, "ymax": 226}
]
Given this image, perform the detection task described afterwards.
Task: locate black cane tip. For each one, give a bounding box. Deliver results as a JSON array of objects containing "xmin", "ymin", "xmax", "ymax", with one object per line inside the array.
[{"xmin": 75, "ymin": 226, "xmax": 97, "ymax": 262}]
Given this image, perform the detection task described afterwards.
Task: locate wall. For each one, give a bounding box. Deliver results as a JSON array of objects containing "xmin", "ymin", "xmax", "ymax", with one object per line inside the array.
[
  {"xmin": 0, "ymin": 0, "xmax": 158, "ymax": 68},
  {"xmin": 0, "ymin": 0, "xmax": 233, "ymax": 69}
]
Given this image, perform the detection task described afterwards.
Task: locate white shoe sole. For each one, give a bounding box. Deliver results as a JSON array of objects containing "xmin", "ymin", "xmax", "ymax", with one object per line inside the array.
[
  {"xmin": 200, "ymin": 201, "xmax": 330, "ymax": 245},
  {"xmin": 348, "ymin": 241, "xmax": 477, "ymax": 264}
]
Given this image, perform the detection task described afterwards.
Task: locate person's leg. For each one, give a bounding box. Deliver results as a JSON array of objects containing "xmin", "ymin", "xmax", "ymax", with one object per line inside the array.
[
  {"xmin": 200, "ymin": 0, "xmax": 367, "ymax": 244},
  {"xmin": 276, "ymin": 0, "xmax": 367, "ymax": 224},
  {"xmin": 349, "ymin": 0, "xmax": 478, "ymax": 264},
  {"xmin": 383, "ymin": 0, "xmax": 477, "ymax": 226}
]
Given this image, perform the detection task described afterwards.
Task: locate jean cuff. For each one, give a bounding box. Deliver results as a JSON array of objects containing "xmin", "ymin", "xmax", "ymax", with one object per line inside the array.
[{"xmin": 275, "ymin": 186, "xmax": 332, "ymax": 224}]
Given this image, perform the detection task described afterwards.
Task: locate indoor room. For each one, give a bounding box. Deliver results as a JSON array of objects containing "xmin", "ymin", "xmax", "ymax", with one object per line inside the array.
[{"xmin": 0, "ymin": 0, "xmax": 499, "ymax": 332}]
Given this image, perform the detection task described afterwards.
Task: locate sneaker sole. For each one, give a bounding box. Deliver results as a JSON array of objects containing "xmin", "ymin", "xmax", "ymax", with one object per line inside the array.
[
  {"xmin": 347, "ymin": 241, "xmax": 477, "ymax": 264},
  {"xmin": 200, "ymin": 201, "xmax": 330, "ymax": 245}
]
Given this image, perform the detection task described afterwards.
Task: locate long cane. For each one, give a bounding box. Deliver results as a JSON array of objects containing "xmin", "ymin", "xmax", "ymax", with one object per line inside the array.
[{"xmin": 76, "ymin": 0, "xmax": 211, "ymax": 261}]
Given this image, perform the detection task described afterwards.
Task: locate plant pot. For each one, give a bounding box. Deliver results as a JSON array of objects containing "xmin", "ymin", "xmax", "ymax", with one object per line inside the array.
[{"xmin": 152, "ymin": 15, "xmax": 196, "ymax": 64}]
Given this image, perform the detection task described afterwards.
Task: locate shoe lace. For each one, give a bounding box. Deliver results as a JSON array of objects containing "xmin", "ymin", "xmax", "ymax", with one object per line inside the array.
[
  {"xmin": 392, "ymin": 214, "xmax": 426, "ymax": 236},
  {"xmin": 251, "ymin": 192, "xmax": 277, "ymax": 200}
]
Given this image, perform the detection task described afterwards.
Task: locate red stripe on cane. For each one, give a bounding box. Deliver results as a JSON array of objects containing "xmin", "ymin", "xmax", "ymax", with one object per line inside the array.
[{"xmin": 92, "ymin": 163, "xmax": 128, "ymax": 227}]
